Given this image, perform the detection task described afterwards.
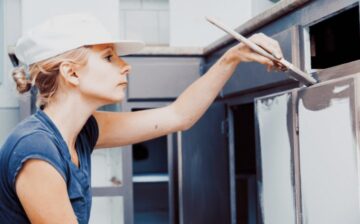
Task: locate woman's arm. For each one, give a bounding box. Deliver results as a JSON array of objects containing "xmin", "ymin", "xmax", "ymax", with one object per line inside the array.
[
  {"xmin": 94, "ymin": 33, "xmax": 283, "ymax": 148},
  {"xmin": 16, "ymin": 159, "xmax": 78, "ymax": 224}
]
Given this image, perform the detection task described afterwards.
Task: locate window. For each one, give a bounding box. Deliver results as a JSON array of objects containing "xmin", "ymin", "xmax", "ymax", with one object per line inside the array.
[
  {"xmin": 119, "ymin": 0, "xmax": 169, "ymax": 46},
  {"xmin": 306, "ymin": 5, "xmax": 360, "ymax": 70}
]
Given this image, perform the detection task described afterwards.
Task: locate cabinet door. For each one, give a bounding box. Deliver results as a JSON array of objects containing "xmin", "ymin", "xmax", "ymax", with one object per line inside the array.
[
  {"xmin": 297, "ymin": 77, "xmax": 360, "ymax": 224},
  {"xmin": 255, "ymin": 91, "xmax": 298, "ymax": 224},
  {"xmin": 255, "ymin": 75, "xmax": 360, "ymax": 224},
  {"xmin": 178, "ymin": 102, "xmax": 230, "ymax": 224}
]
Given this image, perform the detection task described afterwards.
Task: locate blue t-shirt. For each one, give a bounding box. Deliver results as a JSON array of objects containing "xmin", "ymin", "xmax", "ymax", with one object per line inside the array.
[{"xmin": 0, "ymin": 108, "xmax": 99, "ymax": 224}]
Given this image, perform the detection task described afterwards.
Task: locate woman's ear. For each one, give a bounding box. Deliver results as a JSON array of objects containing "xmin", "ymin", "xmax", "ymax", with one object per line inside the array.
[{"xmin": 59, "ymin": 62, "xmax": 79, "ymax": 86}]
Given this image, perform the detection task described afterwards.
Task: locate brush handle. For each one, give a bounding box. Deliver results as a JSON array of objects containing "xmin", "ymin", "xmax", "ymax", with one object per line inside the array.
[
  {"xmin": 206, "ymin": 17, "xmax": 278, "ymax": 61},
  {"xmin": 206, "ymin": 16, "xmax": 318, "ymax": 85}
]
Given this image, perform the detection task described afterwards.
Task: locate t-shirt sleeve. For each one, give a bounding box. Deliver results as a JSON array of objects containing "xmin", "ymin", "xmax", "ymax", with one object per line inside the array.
[
  {"xmin": 82, "ymin": 115, "xmax": 99, "ymax": 152},
  {"xmin": 8, "ymin": 132, "xmax": 67, "ymax": 192}
]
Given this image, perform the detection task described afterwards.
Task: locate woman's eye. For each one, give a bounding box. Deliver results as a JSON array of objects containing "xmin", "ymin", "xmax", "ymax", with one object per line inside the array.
[{"xmin": 105, "ymin": 55, "xmax": 113, "ymax": 62}]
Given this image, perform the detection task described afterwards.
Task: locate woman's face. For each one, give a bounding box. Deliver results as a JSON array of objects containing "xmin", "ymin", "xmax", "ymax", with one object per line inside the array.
[{"xmin": 76, "ymin": 43, "xmax": 130, "ymax": 105}]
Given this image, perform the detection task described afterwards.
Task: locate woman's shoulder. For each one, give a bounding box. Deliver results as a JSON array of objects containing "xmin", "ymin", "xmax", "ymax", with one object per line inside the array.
[
  {"xmin": 0, "ymin": 114, "xmax": 68, "ymax": 189},
  {"xmin": 3, "ymin": 114, "xmax": 56, "ymax": 148},
  {"xmin": 0, "ymin": 113, "xmax": 64, "ymax": 163}
]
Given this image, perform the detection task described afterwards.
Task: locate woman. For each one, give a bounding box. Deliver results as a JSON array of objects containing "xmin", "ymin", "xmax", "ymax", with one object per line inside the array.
[{"xmin": 0, "ymin": 13, "xmax": 283, "ymax": 223}]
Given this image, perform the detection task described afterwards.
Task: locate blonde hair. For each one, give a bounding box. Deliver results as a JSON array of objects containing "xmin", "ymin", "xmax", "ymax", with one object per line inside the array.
[{"xmin": 12, "ymin": 46, "xmax": 92, "ymax": 109}]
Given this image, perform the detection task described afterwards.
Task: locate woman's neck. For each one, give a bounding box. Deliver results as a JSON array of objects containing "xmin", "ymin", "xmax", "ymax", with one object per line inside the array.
[{"xmin": 42, "ymin": 94, "xmax": 100, "ymax": 150}]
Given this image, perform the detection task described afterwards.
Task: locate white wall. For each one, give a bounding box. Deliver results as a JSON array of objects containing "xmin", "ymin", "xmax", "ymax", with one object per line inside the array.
[
  {"xmin": 1, "ymin": 0, "xmax": 21, "ymax": 108},
  {"xmin": 20, "ymin": 0, "xmax": 276, "ymax": 48},
  {"xmin": 21, "ymin": 0, "xmax": 121, "ymax": 38},
  {"xmin": 169, "ymin": 0, "xmax": 277, "ymax": 47},
  {"xmin": 20, "ymin": 0, "xmax": 170, "ymax": 46},
  {"xmin": 0, "ymin": 0, "xmax": 22, "ymax": 145},
  {"xmin": 169, "ymin": 0, "xmax": 252, "ymax": 47},
  {"xmin": 252, "ymin": 0, "xmax": 277, "ymax": 17}
]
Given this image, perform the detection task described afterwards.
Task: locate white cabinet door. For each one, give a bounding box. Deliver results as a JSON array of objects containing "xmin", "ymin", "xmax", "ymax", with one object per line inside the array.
[
  {"xmin": 255, "ymin": 76, "xmax": 360, "ymax": 224},
  {"xmin": 297, "ymin": 77, "xmax": 360, "ymax": 224},
  {"xmin": 255, "ymin": 91, "xmax": 297, "ymax": 224}
]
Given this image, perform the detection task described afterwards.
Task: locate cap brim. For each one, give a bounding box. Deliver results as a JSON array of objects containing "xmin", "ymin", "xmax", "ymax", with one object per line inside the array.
[{"xmin": 99, "ymin": 40, "xmax": 145, "ymax": 56}]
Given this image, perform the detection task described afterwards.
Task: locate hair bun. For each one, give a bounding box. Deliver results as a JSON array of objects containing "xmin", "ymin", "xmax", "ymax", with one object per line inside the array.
[{"xmin": 12, "ymin": 66, "xmax": 31, "ymax": 93}]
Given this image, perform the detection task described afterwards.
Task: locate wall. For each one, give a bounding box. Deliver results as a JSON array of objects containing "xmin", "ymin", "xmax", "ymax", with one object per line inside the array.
[
  {"xmin": 169, "ymin": 0, "xmax": 252, "ymax": 47},
  {"xmin": 119, "ymin": 0, "xmax": 169, "ymax": 45},
  {"xmin": 252, "ymin": 0, "xmax": 278, "ymax": 16},
  {"xmin": 21, "ymin": 0, "xmax": 169, "ymax": 46},
  {"xmin": 0, "ymin": 0, "xmax": 22, "ymax": 145},
  {"xmin": 21, "ymin": 0, "xmax": 121, "ymax": 38},
  {"xmin": 168, "ymin": 0, "xmax": 277, "ymax": 47}
]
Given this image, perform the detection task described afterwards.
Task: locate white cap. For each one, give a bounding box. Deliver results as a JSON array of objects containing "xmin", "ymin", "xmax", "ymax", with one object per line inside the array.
[{"xmin": 15, "ymin": 12, "xmax": 145, "ymax": 65}]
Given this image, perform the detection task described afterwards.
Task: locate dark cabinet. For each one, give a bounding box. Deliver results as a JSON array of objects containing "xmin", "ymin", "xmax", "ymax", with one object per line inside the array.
[
  {"xmin": 125, "ymin": 102, "xmax": 231, "ymax": 224},
  {"xmin": 221, "ymin": 26, "xmax": 300, "ymax": 97},
  {"xmin": 132, "ymin": 132, "xmax": 170, "ymax": 224},
  {"xmin": 177, "ymin": 102, "xmax": 230, "ymax": 224}
]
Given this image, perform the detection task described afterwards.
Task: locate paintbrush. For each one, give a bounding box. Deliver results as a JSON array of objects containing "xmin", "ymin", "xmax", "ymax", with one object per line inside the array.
[{"xmin": 206, "ymin": 17, "xmax": 318, "ymax": 86}]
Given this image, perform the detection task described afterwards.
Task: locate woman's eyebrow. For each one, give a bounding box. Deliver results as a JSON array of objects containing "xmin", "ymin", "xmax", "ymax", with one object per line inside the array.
[{"xmin": 101, "ymin": 47, "xmax": 114, "ymax": 55}]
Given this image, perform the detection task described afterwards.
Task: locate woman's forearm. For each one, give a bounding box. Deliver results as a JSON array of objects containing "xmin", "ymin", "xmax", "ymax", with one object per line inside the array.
[{"xmin": 172, "ymin": 52, "xmax": 238, "ymax": 130}]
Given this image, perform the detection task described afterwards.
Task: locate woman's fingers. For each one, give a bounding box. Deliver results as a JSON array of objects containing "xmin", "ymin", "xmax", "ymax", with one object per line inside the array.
[
  {"xmin": 246, "ymin": 52, "xmax": 275, "ymax": 67},
  {"xmin": 249, "ymin": 33, "xmax": 283, "ymax": 60},
  {"xmin": 241, "ymin": 51, "xmax": 285, "ymax": 72},
  {"xmin": 241, "ymin": 33, "xmax": 287, "ymax": 72},
  {"xmin": 226, "ymin": 32, "xmax": 286, "ymax": 72},
  {"xmin": 275, "ymin": 61, "xmax": 288, "ymax": 71}
]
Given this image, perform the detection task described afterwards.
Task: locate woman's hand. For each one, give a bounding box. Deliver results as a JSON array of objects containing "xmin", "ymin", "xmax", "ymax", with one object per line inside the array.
[{"xmin": 224, "ymin": 32, "xmax": 286, "ymax": 72}]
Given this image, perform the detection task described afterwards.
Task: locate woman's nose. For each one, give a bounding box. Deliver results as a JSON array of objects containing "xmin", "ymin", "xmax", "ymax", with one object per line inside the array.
[
  {"xmin": 117, "ymin": 58, "xmax": 131, "ymax": 75},
  {"xmin": 121, "ymin": 64, "xmax": 131, "ymax": 76}
]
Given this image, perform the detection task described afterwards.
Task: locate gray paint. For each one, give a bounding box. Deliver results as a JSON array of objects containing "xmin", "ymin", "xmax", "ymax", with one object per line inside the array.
[
  {"xmin": 297, "ymin": 78, "xmax": 360, "ymax": 224},
  {"xmin": 227, "ymin": 107, "xmax": 237, "ymax": 224},
  {"xmin": 255, "ymin": 92, "xmax": 296, "ymax": 224},
  {"xmin": 92, "ymin": 187, "xmax": 125, "ymax": 197},
  {"xmin": 167, "ymin": 133, "xmax": 179, "ymax": 224}
]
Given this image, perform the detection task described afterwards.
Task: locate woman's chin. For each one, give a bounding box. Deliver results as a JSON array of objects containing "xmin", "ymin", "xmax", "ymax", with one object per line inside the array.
[
  {"xmin": 92, "ymin": 89, "xmax": 126, "ymax": 104},
  {"xmin": 111, "ymin": 91, "xmax": 126, "ymax": 102}
]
